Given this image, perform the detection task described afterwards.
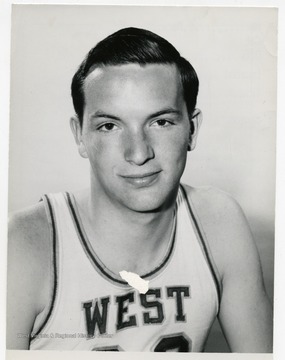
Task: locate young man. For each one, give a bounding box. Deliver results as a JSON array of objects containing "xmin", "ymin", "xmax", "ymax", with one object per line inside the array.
[{"xmin": 7, "ymin": 27, "xmax": 273, "ymax": 352}]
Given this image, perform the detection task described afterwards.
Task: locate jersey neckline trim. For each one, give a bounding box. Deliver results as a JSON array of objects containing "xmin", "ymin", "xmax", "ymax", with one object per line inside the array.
[{"xmin": 65, "ymin": 192, "xmax": 177, "ymax": 286}]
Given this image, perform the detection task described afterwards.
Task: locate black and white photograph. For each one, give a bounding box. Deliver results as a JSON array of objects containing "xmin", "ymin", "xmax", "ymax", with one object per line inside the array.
[{"xmin": 3, "ymin": 3, "xmax": 280, "ymax": 358}]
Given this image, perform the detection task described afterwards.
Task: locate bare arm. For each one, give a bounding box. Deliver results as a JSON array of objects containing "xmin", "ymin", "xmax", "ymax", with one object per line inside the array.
[
  {"xmin": 6, "ymin": 204, "xmax": 51, "ymax": 349},
  {"xmin": 187, "ymin": 186, "xmax": 273, "ymax": 352},
  {"xmin": 217, "ymin": 199, "xmax": 273, "ymax": 352}
]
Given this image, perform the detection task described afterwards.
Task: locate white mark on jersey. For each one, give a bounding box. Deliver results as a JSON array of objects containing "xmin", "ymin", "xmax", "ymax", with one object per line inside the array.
[{"xmin": 119, "ymin": 270, "xmax": 149, "ymax": 294}]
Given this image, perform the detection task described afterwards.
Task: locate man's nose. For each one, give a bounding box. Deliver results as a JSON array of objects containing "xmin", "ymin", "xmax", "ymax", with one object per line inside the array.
[{"xmin": 124, "ymin": 129, "xmax": 155, "ymax": 166}]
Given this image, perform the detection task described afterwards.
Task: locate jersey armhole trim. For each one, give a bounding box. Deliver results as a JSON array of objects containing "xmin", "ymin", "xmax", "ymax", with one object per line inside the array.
[
  {"xmin": 179, "ymin": 185, "xmax": 222, "ymax": 311},
  {"xmin": 29, "ymin": 194, "xmax": 58, "ymax": 343}
]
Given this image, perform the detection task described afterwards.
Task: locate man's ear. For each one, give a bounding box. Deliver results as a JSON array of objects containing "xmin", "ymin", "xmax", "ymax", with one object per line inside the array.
[
  {"xmin": 70, "ymin": 116, "xmax": 88, "ymax": 158},
  {"xmin": 188, "ymin": 109, "xmax": 203, "ymax": 151}
]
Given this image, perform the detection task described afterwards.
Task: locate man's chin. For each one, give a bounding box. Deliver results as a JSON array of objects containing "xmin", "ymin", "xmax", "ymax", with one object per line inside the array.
[{"xmin": 120, "ymin": 190, "xmax": 177, "ymax": 214}]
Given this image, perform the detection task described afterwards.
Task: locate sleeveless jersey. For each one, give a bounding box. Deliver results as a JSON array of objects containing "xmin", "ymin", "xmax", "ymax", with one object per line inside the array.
[{"xmin": 30, "ymin": 185, "xmax": 221, "ymax": 351}]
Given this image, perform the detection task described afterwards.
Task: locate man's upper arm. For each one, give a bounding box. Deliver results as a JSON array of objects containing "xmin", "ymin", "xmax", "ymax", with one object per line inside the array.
[
  {"xmin": 7, "ymin": 204, "xmax": 51, "ymax": 349},
  {"xmin": 188, "ymin": 186, "xmax": 273, "ymax": 353},
  {"xmin": 216, "ymin": 198, "xmax": 273, "ymax": 352}
]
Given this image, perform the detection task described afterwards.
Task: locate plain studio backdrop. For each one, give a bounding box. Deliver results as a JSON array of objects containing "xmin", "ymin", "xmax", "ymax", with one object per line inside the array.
[{"xmin": 8, "ymin": 5, "xmax": 277, "ymax": 352}]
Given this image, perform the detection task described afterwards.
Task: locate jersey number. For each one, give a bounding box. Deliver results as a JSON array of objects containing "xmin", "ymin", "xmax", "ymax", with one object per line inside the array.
[{"xmin": 92, "ymin": 333, "xmax": 191, "ymax": 352}]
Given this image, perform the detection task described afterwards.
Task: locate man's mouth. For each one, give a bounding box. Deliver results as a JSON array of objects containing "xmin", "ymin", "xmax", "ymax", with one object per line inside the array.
[{"xmin": 120, "ymin": 170, "xmax": 162, "ymax": 187}]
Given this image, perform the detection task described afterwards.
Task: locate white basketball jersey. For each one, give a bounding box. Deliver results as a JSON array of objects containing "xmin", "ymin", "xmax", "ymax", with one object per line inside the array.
[{"xmin": 30, "ymin": 185, "xmax": 221, "ymax": 352}]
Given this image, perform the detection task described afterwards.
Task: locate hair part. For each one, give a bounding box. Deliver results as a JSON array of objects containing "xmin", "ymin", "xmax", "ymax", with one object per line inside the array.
[{"xmin": 71, "ymin": 27, "xmax": 199, "ymax": 126}]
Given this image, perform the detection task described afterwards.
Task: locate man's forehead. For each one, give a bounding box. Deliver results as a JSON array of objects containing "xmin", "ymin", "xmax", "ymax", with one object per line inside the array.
[
  {"xmin": 82, "ymin": 64, "xmax": 186, "ymax": 121},
  {"xmin": 84, "ymin": 63, "xmax": 182, "ymax": 91}
]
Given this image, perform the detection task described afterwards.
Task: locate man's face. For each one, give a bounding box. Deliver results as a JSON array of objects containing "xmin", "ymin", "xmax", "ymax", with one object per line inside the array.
[{"xmin": 74, "ymin": 63, "xmax": 192, "ymax": 212}]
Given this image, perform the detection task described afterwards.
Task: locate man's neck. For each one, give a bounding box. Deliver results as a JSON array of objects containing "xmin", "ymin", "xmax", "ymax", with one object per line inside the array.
[{"xmin": 74, "ymin": 187, "xmax": 177, "ymax": 275}]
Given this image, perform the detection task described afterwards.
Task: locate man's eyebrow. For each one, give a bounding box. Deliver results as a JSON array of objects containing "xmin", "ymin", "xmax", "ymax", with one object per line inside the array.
[
  {"xmin": 146, "ymin": 108, "xmax": 182, "ymax": 120},
  {"xmin": 90, "ymin": 110, "xmax": 121, "ymax": 121},
  {"xmin": 90, "ymin": 108, "xmax": 182, "ymax": 121}
]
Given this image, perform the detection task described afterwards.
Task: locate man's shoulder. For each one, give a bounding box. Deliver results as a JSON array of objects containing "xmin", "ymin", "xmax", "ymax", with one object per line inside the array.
[
  {"xmin": 181, "ymin": 183, "xmax": 250, "ymax": 241},
  {"xmin": 8, "ymin": 201, "xmax": 51, "ymax": 262},
  {"xmin": 181, "ymin": 183, "xmax": 254, "ymax": 278},
  {"xmin": 9, "ymin": 201, "xmax": 49, "ymax": 239},
  {"xmin": 181, "ymin": 183, "xmax": 242, "ymax": 218}
]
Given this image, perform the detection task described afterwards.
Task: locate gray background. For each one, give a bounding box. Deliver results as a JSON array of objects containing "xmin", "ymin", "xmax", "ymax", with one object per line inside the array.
[{"xmin": 8, "ymin": 5, "xmax": 277, "ymax": 352}]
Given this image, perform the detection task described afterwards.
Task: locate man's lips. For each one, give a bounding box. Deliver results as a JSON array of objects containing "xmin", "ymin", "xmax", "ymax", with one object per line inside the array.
[
  {"xmin": 120, "ymin": 170, "xmax": 162, "ymax": 179},
  {"xmin": 119, "ymin": 170, "xmax": 162, "ymax": 187}
]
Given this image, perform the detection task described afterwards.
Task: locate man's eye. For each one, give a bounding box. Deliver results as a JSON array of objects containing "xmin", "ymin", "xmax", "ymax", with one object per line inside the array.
[
  {"xmin": 98, "ymin": 123, "xmax": 117, "ymax": 132},
  {"xmin": 154, "ymin": 119, "xmax": 173, "ymax": 127}
]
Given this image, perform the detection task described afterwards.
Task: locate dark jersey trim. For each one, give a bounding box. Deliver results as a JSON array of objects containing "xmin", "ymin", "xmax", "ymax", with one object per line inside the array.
[
  {"xmin": 141, "ymin": 221, "xmax": 176, "ymax": 279},
  {"xmin": 30, "ymin": 195, "xmax": 58, "ymax": 342},
  {"xmin": 65, "ymin": 192, "xmax": 177, "ymax": 285},
  {"xmin": 179, "ymin": 185, "xmax": 221, "ymax": 306},
  {"xmin": 66, "ymin": 192, "xmax": 127, "ymax": 285}
]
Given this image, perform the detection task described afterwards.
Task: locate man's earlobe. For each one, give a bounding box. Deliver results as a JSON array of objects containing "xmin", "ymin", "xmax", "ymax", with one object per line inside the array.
[
  {"xmin": 70, "ymin": 116, "xmax": 88, "ymax": 159},
  {"xmin": 78, "ymin": 142, "xmax": 88, "ymax": 159},
  {"xmin": 188, "ymin": 109, "xmax": 203, "ymax": 151}
]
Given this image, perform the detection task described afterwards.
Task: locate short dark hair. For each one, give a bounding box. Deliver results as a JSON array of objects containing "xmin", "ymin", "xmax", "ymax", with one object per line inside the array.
[{"xmin": 71, "ymin": 27, "xmax": 199, "ymax": 126}]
